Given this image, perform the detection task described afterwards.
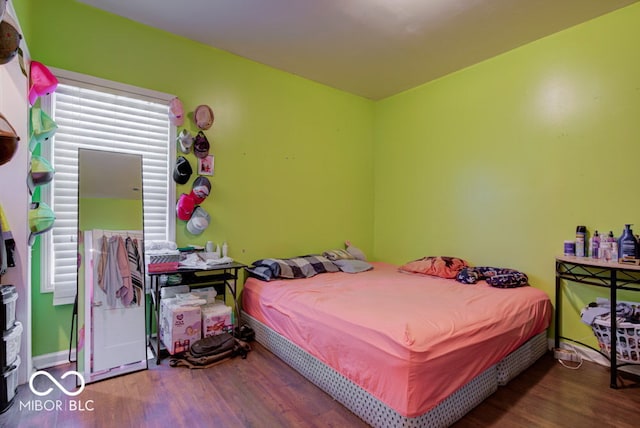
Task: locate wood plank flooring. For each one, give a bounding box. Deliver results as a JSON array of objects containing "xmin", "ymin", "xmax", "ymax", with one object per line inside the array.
[{"xmin": 1, "ymin": 343, "xmax": 638, "ymax": 428}]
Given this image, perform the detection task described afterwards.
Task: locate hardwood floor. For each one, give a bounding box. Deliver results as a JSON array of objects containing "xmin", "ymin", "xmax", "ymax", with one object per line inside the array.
[{"xmin": 1, "ymin": 343, "xmax": 638, "ymax": 428}]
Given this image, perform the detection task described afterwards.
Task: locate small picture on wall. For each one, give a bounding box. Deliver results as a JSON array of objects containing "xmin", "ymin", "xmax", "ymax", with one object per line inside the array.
[{"xmin": 198, "ymin": 155, "xmax": 214, "ymax": 176}]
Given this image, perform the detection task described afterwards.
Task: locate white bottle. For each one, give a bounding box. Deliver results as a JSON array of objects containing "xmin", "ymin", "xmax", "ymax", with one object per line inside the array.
[
  {"xmin": 214, "ymin": 244, "xmax": 221, "ymax": 259},
  {"xmin": 575, "ymin": 238, "xmax": 585, "ymax": 257},
  {"xmin": 222, "ymin": 242, "xmax": 228, "ymax": 258},
  {"xmin": 206, "ymin": 241, "xmax": 214, "ymax": 253},
  {"xmin": 611, "ymin": 242, "xmax": 619, "ymax": 263}
]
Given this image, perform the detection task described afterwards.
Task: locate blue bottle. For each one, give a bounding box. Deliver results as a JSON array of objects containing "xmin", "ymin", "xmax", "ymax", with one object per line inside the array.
[{"xmin": 618, "ymin": 224, "xmax": 638, "ymax": 259}]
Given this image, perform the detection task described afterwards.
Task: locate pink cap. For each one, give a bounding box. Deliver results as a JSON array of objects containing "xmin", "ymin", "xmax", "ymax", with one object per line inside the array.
[
  {"xmin": 28, "ymin": 61, "xmax": 59, "ymax": 106},
  {"xmin": 176, "ymin": 193, "xmax": 196, "ymax": 221},
  {"xmin": 169, "ymin": 97, "xmax": 184, "ymax": 126}
]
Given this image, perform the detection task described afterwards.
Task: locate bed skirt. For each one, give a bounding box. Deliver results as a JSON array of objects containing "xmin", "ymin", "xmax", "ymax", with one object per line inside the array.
[{"xmin": 241, "ymin": 311, "xmax": 548, "ymax": 428}]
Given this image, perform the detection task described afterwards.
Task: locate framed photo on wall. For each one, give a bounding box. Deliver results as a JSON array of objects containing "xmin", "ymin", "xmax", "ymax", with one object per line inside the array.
[{"xmin": 198, "ymin": 155, "xmax": 214, "ymax": 176}]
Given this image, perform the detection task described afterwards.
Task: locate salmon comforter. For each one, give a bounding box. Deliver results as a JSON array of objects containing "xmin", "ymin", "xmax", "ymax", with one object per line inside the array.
[{"xmin": 242, "ymin": 262, "xmax": 551, "ymax": 417}]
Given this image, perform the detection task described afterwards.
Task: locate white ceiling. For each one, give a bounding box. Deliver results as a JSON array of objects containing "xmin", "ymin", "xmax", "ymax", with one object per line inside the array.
[{"xmin": 77, "ymin": 0, "xmax": 638, "ymax": 100}]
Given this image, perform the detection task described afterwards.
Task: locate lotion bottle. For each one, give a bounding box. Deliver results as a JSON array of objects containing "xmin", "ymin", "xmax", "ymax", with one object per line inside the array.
[{"xmin": 618, "ymin": 224, "xmax": 638, "ymax": 259}]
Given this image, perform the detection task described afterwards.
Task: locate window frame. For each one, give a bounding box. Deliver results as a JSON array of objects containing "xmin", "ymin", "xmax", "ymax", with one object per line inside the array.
[{"xmin": 39, "ymin": 68, "xmax": 176, "ymax": 305}]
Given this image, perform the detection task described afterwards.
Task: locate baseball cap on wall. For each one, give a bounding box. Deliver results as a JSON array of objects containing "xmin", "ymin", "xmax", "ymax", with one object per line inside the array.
[
  {"xmin": 173, "ymin": 156, "xmax": 192, "ymax": 185},
  {"xmin": 28, "ymin": 155, "xmax": 55, "ymax": 194},
  {"xmin": 28, "ymin": 201, "xmax": 56, "ymax": 246},
  {"xmin": 193, "ymin": 131, "xmax": 210, "ymax": 159},
  {"xmin": 176, "ymin": 193, "xmax": 196, "ymax": 221},
  {"xmin": 186, "ymin": 206, "xmax": 210, "ymax": 235},
  {"xmin": 29, "ymin": 107, "xmax": 58, "ymax": 151},
  {"xmin": 191, "ymin": 176, "xmax": 211, "ymax": 202},
  {"xmin": 177, "ymin": 129, "xmax": 194, "ymax": 154},
  {"xmin": 28, "ymin": 61, "xmax": 59, "ymax": 106},
  {"xmin": 169, "ymin": 97, "xmax": 184, "ymax": 126}
]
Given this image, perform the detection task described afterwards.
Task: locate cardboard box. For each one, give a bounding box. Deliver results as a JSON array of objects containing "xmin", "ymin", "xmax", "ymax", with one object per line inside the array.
[
  {"xmin": 202, "ymin": 303, "xmax": 232, "ymax": 337},
  {"xmin": 160, "ymin": 298, "xmax": 202, "ymax": 354}
]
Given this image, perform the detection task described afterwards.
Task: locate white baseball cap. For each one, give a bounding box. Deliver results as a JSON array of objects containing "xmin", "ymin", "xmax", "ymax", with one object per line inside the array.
[{"xmin": 186, "ymin": 206, "xmax": 210, "ymax": 235}]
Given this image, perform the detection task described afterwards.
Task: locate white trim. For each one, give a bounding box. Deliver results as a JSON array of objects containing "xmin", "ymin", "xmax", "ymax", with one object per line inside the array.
[
  {"xmin": 32, "ymin": 348, "xmax": 154, "ymax": 371},
  {"xmin": 48, "ymin": 67, "xmax": 175, "ymax": 103},
  {"xmin": 39, "ymin": 94, "xmax": 54, "ymax": 293},
  {"xmin": 32, "ymin": 349, "xmax": 76, "ymax": 370}
]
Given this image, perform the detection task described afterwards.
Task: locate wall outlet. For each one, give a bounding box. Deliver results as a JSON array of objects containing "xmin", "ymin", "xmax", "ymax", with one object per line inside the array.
[{"xmin": 553, "ymin": 348, "xmax": 580, "ymax": 362}]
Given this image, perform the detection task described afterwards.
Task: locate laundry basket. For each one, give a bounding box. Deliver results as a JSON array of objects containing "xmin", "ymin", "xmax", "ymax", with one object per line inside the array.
[{"xmin": 591, "ymin": 316, "xmax": 640, "ymax": 363}]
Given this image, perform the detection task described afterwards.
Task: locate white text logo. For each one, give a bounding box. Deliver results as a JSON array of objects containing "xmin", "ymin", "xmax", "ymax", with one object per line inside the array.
[{"xmin": 29, "ymin": 370, "xmax": 85, "ymax": 397}]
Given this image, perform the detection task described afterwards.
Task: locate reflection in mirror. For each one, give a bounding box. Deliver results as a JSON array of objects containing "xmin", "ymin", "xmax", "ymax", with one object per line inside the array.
[{"xmin": 77, "ymin": 149, "xmax": 148, "ymax": 383}]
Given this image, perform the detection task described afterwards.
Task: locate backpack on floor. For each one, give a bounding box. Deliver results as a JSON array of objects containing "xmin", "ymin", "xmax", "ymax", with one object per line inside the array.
[{"xmin": 169, "ymin": 332, "xmax": 250, "ymax": 369}]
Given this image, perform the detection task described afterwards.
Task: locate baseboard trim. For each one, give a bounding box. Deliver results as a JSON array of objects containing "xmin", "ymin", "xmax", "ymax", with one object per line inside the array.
[
  {"xmin": 32, "ymin": 349, "xmax": 76, "ymax": 370},
  {"xmin": 550, "ymin": 339, "xmax": 640, "ymax": 376}
]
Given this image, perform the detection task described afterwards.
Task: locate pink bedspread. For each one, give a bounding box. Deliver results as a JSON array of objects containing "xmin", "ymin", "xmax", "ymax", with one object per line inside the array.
[{"xmin": 242, "ymin": 262, "xmax": 551, "ymax": 417}]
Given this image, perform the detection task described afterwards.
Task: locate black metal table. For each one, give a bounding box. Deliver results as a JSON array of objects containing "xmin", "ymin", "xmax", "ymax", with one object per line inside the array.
[
  {"xmin": 555, "ymin": 255, "xmax": 640, "ymax": 388},
  {"xmin": 146, "ymin": 261, "xmax": 246, "ymax": 364}
]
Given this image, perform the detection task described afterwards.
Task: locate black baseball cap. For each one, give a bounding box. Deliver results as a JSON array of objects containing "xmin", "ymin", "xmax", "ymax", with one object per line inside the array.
[{"xmin": 173, "ymin": 156, "xmax": 192, "ymax": 185}]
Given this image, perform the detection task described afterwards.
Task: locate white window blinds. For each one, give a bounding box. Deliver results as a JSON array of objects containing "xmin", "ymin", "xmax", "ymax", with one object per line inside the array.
[{"xmin": 42, "ymin": 70, "xmax": 176, "ymax": 305}]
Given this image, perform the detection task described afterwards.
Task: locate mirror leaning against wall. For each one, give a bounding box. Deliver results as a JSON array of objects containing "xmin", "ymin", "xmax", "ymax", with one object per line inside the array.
[{"xmin": 77, "ymin": 148, "xmax": 147, "ymax": 383}]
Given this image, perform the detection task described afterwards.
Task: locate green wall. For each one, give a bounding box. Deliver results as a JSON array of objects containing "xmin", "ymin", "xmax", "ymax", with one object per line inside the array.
[
  {"xmin": 18, "ymin": 0, "xmax": 374, "ymax": 356},
  {"xmin": 373, "ymin": 4, "xmax": 640, "ymax": 347}
]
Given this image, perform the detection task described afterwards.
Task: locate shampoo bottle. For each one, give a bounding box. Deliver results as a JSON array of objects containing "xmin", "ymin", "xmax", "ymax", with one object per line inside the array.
[
  {"xmin": 590, "ymin": 230, "xmax": 600, "ymax": 259},
  {"xmin": 618, "ymin": 224, "xmax": 638, "ymax": 259}
]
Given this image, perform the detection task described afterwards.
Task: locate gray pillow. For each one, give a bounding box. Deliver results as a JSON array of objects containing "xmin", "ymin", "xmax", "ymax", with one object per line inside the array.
[{"xmin": 334, "ymin": 259, "xmax": 373, "ymax": 274}]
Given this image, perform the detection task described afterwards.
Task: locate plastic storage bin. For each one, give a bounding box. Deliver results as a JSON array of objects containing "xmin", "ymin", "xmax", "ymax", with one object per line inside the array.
[
  {"xmin": 0, "ymin": 322, "xmax": 22, "ymax": 367},
  {"xmin": 0, "ymin": 285, "xmax": 17, "ymax": 331},
  {"xmin": 0, "ymin": 355, "xmax": 20, "ymax": 414}
]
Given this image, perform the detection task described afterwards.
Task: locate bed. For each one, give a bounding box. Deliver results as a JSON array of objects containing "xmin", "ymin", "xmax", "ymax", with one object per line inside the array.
[{"xmin": 241, "ymin": 261, "xmax": 551, "ymax": 427}]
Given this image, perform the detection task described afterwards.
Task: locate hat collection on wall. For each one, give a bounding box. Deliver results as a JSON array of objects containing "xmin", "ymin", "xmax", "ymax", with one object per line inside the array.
[
  {"xmin": 1, "ymin": 20, "xmax": 59, "ymax": 247},
  {"xmin": 171, "ymin": 99, "xmax": 215, "ymax": 235},
  {"xmin": 26, "ymin": 61, "xmax": 59, "ymax": 246}
]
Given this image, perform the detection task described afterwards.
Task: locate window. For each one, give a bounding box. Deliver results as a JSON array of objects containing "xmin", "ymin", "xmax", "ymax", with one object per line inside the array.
[{"xmin": 40, "ymin": 69, "xmax": 176, "ymax": 305}]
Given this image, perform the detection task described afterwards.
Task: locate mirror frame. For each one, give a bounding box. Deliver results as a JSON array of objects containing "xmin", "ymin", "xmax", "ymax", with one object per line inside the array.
[{"xmin": 76, "ymin": 148, "xmax": 148, "ymax": 383}]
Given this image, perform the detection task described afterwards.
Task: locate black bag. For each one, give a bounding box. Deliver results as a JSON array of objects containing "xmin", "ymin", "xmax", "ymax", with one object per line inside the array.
[
  {"xmin": 234, "ymin": 324, "xmax": 255, "ymax": 342},
  {"xmin": 190, "ymin": 332, "xmax": 235, "ymax": 358},
  {"xmin": 169, "ymin": 333, "xmax": 251, "ymax": 369}
]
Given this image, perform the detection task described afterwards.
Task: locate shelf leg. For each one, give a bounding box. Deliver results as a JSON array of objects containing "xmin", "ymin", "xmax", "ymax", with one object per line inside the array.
[{"xmin": 610, "ymin": 270, "xmax": 617, "ymax": 388}]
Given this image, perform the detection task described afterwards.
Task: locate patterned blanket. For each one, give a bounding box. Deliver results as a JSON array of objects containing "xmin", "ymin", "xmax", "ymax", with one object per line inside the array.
[{"xmin": 246, "ymin": 255, "xmax": 339, "ymax": 281}]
